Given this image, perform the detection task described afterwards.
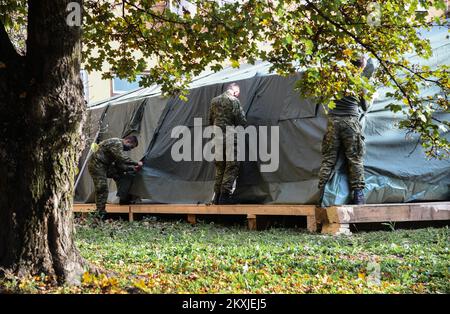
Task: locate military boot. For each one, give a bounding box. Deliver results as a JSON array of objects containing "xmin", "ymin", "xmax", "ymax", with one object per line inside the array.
[
  {"xmin": 352, "ymin": 189, "xmax": 365, "ymax": 205},
  {"xmin": 218, "ymin": 192, "xmax": 235, "ymax": 205},
  {"xmin": 317, "ymin": 185, "xmax": 326, "ymax": 208},
  {"xmin": 212, "ymin": 192, "xmax": 221, "ymax": 205},
  {"xmin": 97, "ymin": 207, "xmax": 107, "ymax": 220},
  {"xmin": 119, "ymin": 195, "xmax": 131, "ymax": 205}
]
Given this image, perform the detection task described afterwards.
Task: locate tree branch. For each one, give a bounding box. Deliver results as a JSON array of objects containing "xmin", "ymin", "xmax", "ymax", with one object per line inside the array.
[
  {"xmin": 304, "ymin": 0, "xmax": 415, "ymax": 110},
  {"xmin": 120, "ymin": 0, "xmax": 164, "ymax": 60},
  {"xmin": 386, "ymin": 60, "xmax": 447, "ymax": 87},
  {"xmin": 122, "ymin": 0, "xmax": 190, "ymax": 26}
]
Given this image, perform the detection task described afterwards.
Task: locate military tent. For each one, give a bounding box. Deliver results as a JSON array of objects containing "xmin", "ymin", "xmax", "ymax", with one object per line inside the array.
[{"xmin": 74, "ymin": 24, "xmax": 450, "ymax": 206}]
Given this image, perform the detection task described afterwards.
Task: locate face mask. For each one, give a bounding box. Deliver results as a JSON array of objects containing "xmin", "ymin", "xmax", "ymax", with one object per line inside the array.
[{"xmin": 123, "ymin": 144, "xmax": 132, "ymax": 151}]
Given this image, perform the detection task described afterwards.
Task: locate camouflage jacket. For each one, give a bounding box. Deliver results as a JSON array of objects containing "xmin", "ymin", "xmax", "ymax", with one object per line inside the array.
[
  {"xmin": 208, "ymin": 90, "xmax": 247, "ymax": 129},
  {"xmin": 89, "ymin": 138, "xmax": 138, "ymax": 170}
]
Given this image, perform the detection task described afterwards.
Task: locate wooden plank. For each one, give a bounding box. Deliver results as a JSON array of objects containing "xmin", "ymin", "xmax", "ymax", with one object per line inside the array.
[
  {"xmin": 250, "ymin": 205, "xmax": 315, "ymax": 216},
  {"xmin": 130, "ymin": 204, "xmax": 241, "ymax": 215},
  {"xmin": 106, "ymin": 204, "xmax": 130, "ymax": 213},
  {"xmin": 73, "ymin": 204, "xmax": 96, "ymax": 212},
  {"xmin": 413, "ymin": 203, "xmax": 450, "ymax": 220},
  {"xmin": 128, "ymin": 211, "xmax": 134, "ymax": 222},
  {"xmin": 342, "ymin": 201, "xmax": 450, "ymax": 208},
  {"xmin": 73, "ymin": 204, "xmax": 130, "ymax": 213},
  {"xmin": 187, "ymin": 214, "xmax": 196, "ymax": 225},
  {"xmin": 247, "ymin": 214, "xmax": 257, "ymax": 230},
  {"xmin": 75, "ymin": 203, "xmax": 315, "ymax": 216},
  {"xmin": 306, "ymin": 216, "xmax": 317, "ymax": 233},
  {"xmin": 314, "ymin": 207, "xmax": 329, "ymax": 224},
  {"xmin": 321, "ymin": 223, "xmax": 351, "ymax": 235},
  {"xmin": 327, "ymin": 202, "xmax": 450, "ymax": 223},
  {"xmin": 129, "ymin": 204, "xmax": 315, "ymax": 216}
]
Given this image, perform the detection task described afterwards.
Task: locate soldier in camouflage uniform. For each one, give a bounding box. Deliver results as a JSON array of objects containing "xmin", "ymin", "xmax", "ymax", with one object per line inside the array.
[
  {"xmin": 318, "ymin": 56, "xmax": 369, "ymax": 205},
  {"xmin": 88, "ymin": 135, "xmax": 142, "ymax": 216},
  {"xmin": 208, "ymin": 83, "xmax": 247, "ymax": 204}
]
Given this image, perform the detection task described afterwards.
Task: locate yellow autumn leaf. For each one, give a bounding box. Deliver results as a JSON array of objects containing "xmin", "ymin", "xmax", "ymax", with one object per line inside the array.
[
  {"xmin": 358, "ymin": 273, "xmax": 366, "ymax": 280},
  {"xmin": 230, "ymin": 59, "xmax": 240, "ymax": 68},
  {"xmin": 260, "ymin": 19, "xmax": 270, "ymax": 26},
  {"xmin": 82, "ymin": 272, "xmax": 93, "ymax": 284},
  {"xmin": 91, "ymin": 142, "xmax": 99, "ymax": 152},
  {"xmin": 133, "ymin": 279, "xmax": 147, "ymax": 290},
  {"xmin": 343, "ymin": 49, "xmax": 353, "ymax": 57}
]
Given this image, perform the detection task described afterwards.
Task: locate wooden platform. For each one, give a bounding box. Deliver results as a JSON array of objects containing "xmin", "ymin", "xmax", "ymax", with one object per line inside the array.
[
  {"xmin": 73, "ymin": 202, "xmax": 450, "ymax": 234},
  {"xmin": 73, "ymin": 203, "xmax": 317, "ymax": 232},
  {"xmin": 316, "ymin": 202, "xmax": 450, "ymax": 235}
]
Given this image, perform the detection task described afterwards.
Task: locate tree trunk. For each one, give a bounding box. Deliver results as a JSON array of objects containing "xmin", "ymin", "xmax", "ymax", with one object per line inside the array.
[{"xmin": 0, "ymin": 0, "xmax": 86, "ymax": 284}]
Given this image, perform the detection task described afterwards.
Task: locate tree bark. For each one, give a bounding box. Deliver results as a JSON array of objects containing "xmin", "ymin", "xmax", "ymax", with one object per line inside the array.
[{"xmin": 0, "ymin": 0, "xmax": 86, "ymax": 284}]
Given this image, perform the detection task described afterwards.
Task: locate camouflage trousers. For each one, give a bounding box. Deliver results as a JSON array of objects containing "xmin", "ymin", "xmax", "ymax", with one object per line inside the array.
[
  {"xmin": 88, "ymin": 162, "xmax": 135, "ymax": 212},
  {"xmin": 214, "ymin": 136, "xmax": 240, "ymax": 195},
  {"xmin": 318, "ymin": 115, "xmax": 366, "ymax": 190},
  {"xmin": 214, "ymin": 160, "xmax": 239, "ymax": 195}
]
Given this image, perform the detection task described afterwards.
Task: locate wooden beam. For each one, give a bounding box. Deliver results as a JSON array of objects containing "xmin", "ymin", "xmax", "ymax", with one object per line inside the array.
[
  {"xmin": 128, "ymin": 204, "xmax": 315, "ymax": 216},
  {"xmin": 106, "ymin": 204, "xmax": 130, "ymax": 213},
  {"xmin": 128, "ymin": 211, "xmax": 134, "ymax": 222},
  {"xmin": 326, "ymin": 202, "xmax": 450, "ymax": 224},
  {"xmin": 247, "ymin": 214, "xmax": 257, "ymax": 230},
  {"xmin": 73, "ymin": 204, "xmax": 96, "ymax": 213},
  {"xmin": 314, "ymin": 206, "xmax": 329, "ymax": 225},
  {"xmin": 187, "ymin": 214, "xmax": 196, "ymax": 225},
  {"xmin": 74, "ymin": 204, "xmax": 315, "ymax": 216},
  {"xmin": 249, "ymin": 205, "xmax": 315, "ymax": 216},
  {"xmin": 321, "ymin": 223, "xmax": 351, "ymax": 235},
  {"xmin": 73, "ymin": 204, "xmax": 131, "ymax": 213},
  {"xmin": 306, "ymin": 216, "xmax": 317, "ymax": 233}
]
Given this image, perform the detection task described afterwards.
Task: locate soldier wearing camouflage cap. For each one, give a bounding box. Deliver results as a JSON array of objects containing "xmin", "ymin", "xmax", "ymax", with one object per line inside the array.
[{"xmin": 88, "ymin": 135, "xmax": 143, "ymax": 217}]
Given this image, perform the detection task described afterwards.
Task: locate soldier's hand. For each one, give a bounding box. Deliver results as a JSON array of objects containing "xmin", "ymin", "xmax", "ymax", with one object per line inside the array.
[
  {"xmin": 134, "ymin": 163, "xmax": 143, "ymax": 172},
  {"xmin": 137, "ymin": 161, "xmax": 143, "ymax": 167}
]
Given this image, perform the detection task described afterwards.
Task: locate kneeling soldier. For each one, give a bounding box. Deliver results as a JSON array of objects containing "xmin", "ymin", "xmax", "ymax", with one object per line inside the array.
[{"xmin": 88, "ymin": 135, "xmax": 142, "ymax": 217}]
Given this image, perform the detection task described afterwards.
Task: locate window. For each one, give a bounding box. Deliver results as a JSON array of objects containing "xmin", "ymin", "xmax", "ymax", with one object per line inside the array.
[{"xmin": 112, "ymin": 75, "xmax": 144, "ymax": 95}]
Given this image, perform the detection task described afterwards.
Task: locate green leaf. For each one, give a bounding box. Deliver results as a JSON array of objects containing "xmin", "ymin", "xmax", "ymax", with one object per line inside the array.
[
  {"xmin": 303, "ymin": 39, "xmax": 314, "ymax": 55},
  {"xmin": 386, "ymin": 104, "xmax": 403, "ymax": 113},
  {"xmin": 285, "ymin": 34, "xmax": 293, "ymax": 45}
]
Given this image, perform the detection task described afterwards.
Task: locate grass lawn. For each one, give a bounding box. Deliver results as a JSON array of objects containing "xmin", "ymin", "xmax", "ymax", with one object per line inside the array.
[{"xmin": 2, "ymin": 217, "xmax": 449, "ymax": 293}]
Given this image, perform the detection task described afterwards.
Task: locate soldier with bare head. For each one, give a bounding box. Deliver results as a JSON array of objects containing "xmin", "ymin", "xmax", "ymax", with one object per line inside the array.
[{"xmin": 208, "ymin": 83, "xmax": 247, "ymax": 205}]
